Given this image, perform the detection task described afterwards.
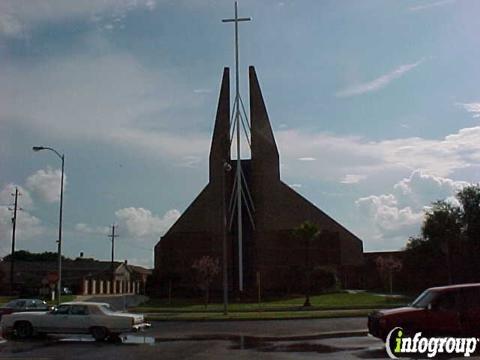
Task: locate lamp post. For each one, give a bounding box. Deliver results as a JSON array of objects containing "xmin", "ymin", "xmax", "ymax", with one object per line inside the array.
[
  {"xmin": 32, "ymin": 146, "xmax": 64, "ymax": 305},
  {"xmin": 222, "ymin": 160, "xmax": 232, "ymax": 315}
]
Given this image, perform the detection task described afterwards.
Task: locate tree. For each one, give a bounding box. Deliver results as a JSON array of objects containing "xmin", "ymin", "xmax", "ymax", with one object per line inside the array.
[
  {"xmin": 0, "ymin": 259, "xmax": 5, "ymax": 293},
  {"xmin": 404, "ymin": 185, "xmax": 480, "ymax": 288},
  {"xmin": 457, "ymin": 185, "xmax": 480, "ymax": 243},
  {"xmin": 293, "ymin": 221, "xmax": 320, "ymax": 307},
  {"xmin": 192, "ymin": 256, "xmax": 220, "ymax": 308},
  {"xmin": 375, "ymin": 256, "xmax": 402, "ymax": 294},
  {"xmin": 3, "ymin": 250, "xmax": 67, "ymax": 262},
  {"xmin": 422, "ymin": 201, "xmax": 461, "ymax": 246},
  {"xmin": 421, "ymin": 201, "xmax": 462, "ymax": 284},
  {"xmin": 456, "ymin": 185, "xmax": 480, "ymax": 279}
]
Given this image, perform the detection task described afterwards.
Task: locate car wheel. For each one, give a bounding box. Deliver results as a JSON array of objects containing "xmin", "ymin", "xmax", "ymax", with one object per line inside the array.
[
  {"xmin": 14, "ymin": 321, "xmax": 33, "ymax": 339},
  {"xmin": 107, "ymin": 333, "xmax": 122, "ymax": 343},
  {"xmin": 90, "ymin": 326, "xmax": 108, "ymax": 341}
]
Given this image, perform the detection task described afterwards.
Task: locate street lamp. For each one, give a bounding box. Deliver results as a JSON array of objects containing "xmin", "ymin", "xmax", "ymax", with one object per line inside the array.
[{"xmin": 32, "ymin": 146, "xmax": 65, "ymax": 305}]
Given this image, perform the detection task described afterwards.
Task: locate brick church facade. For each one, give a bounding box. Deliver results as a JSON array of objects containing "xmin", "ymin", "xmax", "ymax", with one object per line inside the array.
[{"xmin": 154, "ymin": 67, "xmax": 364, "ymax": 294}]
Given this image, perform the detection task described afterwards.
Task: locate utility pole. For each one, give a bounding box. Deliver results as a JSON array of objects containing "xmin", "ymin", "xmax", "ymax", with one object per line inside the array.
[
  {"xmin": 108, "ymin": 224, "xmax": 119, "ymax": 283},
  {"xmin": 9, "ymin": 187, "xmax": 20, "ymax": 294}
]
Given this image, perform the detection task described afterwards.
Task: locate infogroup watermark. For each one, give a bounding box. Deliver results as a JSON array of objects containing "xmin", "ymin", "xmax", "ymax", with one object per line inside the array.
[{"xmin": 386, "ymin": 327, "xmax": 479, "ymax": 358}]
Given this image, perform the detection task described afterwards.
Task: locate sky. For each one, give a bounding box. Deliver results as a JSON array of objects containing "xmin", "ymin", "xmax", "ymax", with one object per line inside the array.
[{"xmin": 1, "ymin": 0, "xmax": 480, "ymax": 268}]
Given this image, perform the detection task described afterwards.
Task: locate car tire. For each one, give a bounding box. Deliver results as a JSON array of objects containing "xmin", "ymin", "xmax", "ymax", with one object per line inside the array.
[
  {"xmin": 14, "ymin": 321, "xmax": 33, "ymax": 340},
  {"xmin": 90, "ymin": 326, "xmax": 108, "ymax": 341},
  {"xmin": 107, "ymin": 333, "xmax": 122, "ymax": 343}
]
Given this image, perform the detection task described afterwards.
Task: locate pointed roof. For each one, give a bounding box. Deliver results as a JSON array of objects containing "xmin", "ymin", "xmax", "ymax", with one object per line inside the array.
[
  {"xmin": 209, "ymin": 67, "xmax": 230, "ymax": 180},
  {"xmin": 250, "ymin": 66, "xmax": 279, "ymax": 178},
  {"xmin": 249, "ymin": 66, "xmax": 278, "ymax": 152}
]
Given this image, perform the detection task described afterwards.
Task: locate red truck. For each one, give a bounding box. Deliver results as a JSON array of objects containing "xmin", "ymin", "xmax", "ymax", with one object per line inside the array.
[{"xmin": 368, "ymin": 283, "xmax": 480, "ymax": 340}]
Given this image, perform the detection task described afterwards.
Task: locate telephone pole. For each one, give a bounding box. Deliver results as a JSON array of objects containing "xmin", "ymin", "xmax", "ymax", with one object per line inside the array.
[
  {"xmin": 9, "ymin": 187, "xmax": 20, "ymax": 293},
  {"xmin": 108, "ymin": 224, "xmax": 119, "ymax": 282}
]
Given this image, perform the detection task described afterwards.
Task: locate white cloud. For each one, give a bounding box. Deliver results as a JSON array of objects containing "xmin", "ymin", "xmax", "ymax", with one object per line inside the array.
[
  {"xmin": 277, "ymin": 126, "xmax": 480, "ymax": 182},
  {"xmin": 457, "ymin": 102, "xmax": 480, "ymax": 118},
  {"xmin": 145, "ymin": 0, "xmax": 156, "ymax": 11},
  {"xmin": 355, "ymin": 170, "xmax": 469, "ymax": 250},
  {"xmin": 110, "ymin": 128, "xmax": 210, "ymax": 161},
  {"xmin": 0, "ymin": 13, "xmax": 23, "ymax": 38},
  {"xmin": 0, "ymin": 184, "xmax": 44, "ymax": 257},
  {"xmin": 115, "ymin": 207, "xmax": 180, "ymax": 239},
  {"xmin": 393, "ymin": 170, "xmax": 468, "ymax": 210},
  {"xmin": 340, "ymin": 174, "xmax": 367, "ymax": 184},
  {"xmin": 0, "ymin": 0, "xmax": 157, "ymax": 37},
  {"xmin": 74, "ymin": 223, "xmax": 110, "ymax": 235},
  {"xmin": 409, "ymin": 0, "xmax": 455, "ymax": 12},
  {"xmin": 176, "ymin": 156, "xmax": 203, "ymax": 168},
  {"xmin": 0, "ymin": 184, "xmax": 33, "ymax": 210},
  {"xmin": 193, "ymin": 88, "xmax": 212, "ymax": 94},
  {"xmin": 336, "ymin": 59, "xmax": 424, "ymax": 97},
  {"xmin": 298, "ymin": 157, "xmax": 316, "ymax": 161},
  {"xmin": 0, "ymin": 205, "xmax": 44, "ymax": 258},
  {"xmin": 26, "ymin": 168, "xmax": 66, "ymax": 203},
  {"xmin": 0, "ymin": 52, "xmax": 209, "ymax": 163}
]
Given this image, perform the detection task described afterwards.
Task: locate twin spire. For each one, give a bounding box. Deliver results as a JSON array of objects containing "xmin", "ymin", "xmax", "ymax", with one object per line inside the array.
[{"xmin": 209, "ymin": 66, "xmax": 279, "ymax": 180}]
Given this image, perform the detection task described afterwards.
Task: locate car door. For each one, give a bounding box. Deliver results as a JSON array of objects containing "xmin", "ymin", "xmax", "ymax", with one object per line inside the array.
[
  {"xmin": 459, "ymin": 287, "xmax": 480, "ymax": 336},
  {"xmin": 43, "ymin": 304, "xmax": 71, "ymax": 333},
  {"xmin": 426, "ymin": 290, "xmax": 462, "ymax": 336},
  {"xmin": 68, "ymin": 305, "xmax": 90, "ymax": 334}
]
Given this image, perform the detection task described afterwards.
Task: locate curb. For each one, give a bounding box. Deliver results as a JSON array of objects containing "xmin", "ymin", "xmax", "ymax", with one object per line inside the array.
[
  {"xmin": 144, "ymin": 312, "xmax": 370, "ymax": 322},
  {"xmin": 151, "ymin": 330, "xmax": 369, "ymax": 342}
]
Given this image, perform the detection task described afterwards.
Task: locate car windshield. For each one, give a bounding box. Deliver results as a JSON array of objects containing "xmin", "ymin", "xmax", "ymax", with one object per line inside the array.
[{"xmin": 411, "ymin": 289, "xmax": 438, "ymax": 308}]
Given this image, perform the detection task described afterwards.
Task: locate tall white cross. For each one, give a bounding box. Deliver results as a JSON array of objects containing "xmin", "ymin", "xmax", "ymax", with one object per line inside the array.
[{"xmin": 222, "ymin": 2, "xmax": 251, "ymax": 292}]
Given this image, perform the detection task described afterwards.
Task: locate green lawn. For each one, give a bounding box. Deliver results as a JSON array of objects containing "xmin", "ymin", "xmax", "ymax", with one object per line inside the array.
[
  {"xmin": 133, "ymin": 291, "xmax": 410, "ymax": 315},
  {"xmin": 0, "ymin": 295, "xmax": 76, "ymax": 307},
  {"xmin": 47, "ymin": 295, "xmax": 77, "ymax": 306},
  {"xmin": 0, "ymin": 296, "xmax": 15, "ymax": 306}
]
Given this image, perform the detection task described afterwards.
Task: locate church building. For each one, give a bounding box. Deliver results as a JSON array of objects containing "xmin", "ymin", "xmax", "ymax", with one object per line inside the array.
[{"xmin": 154, "ymin": 67, "xmax": 364, "ymax": 294}]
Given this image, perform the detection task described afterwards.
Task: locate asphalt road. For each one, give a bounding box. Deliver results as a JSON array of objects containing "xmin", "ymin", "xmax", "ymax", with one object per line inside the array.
[
  {"xmin": 0, "ymin": 333, "xmax": 386, "ymax": 360},
  {"xmin": 0, "ymin": 317, "xmax": 375, "ymax": 359},
  {"xmin": 147, "ymin": 317, "xmax": 367, "ymax": 338},
  {"xmin": 4, "ymin": 317, "xmax": 480, "ymax": 360}
]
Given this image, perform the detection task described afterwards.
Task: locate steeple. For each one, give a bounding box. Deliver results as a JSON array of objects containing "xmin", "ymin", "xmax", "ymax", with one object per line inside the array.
[
  {"xmin": 209, "ymin": 67, "xmax": 230, "ymax": 181},
  {"xmin": 250, "ymin": 66, "xmax": 280, "ymax": 180}
]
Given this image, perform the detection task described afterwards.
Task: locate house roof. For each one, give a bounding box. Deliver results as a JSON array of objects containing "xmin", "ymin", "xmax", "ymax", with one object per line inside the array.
[{"xmin": 0, "ymin": 259, "xmax": 151, "ymax": 283}]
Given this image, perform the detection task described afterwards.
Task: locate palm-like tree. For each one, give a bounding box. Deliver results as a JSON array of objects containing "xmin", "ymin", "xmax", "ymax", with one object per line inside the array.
[{"xmin": 293, "ymin": 221, "xmax": 320, "ymax": 307}]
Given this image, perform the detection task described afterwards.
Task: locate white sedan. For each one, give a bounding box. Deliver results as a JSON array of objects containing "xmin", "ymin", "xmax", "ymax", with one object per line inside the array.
[{"xmin": 0, "ymin": 301, "xmax": 151, "ymax": 341}]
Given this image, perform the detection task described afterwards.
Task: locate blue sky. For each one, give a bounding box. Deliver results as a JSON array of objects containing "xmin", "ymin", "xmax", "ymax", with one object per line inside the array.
[{"xmin": 1, "ymin": 0, "xmax": 480, "ymax": 268}]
